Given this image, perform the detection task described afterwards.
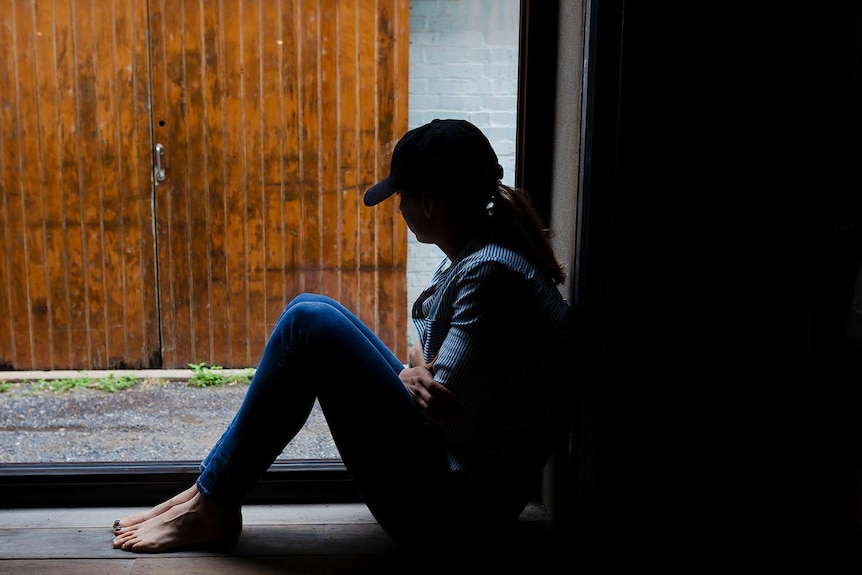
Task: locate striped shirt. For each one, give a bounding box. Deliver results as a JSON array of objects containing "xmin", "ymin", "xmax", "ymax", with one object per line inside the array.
[{"xmin": 412, "ymin": 235, "xmax": 572, "ymax": 504}]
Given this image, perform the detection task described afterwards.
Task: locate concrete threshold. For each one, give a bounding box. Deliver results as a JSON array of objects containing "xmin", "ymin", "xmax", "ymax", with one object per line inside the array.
[{"xmin": 0, "ymin": 368, "xmax": 256, "ymax": 382}]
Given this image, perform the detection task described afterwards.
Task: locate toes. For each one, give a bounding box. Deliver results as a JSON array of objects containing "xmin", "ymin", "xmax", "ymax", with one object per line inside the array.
[
  {"xmin": 115, "ymin": 536, "xmax": 136, "ymax": 550},
  {"xmin": 112, "ymin": 530, "xmax": 136, "ymax": 548},
  {"xmin": 121, "ymin": 537, "xmax": 147, "ymax": 552}
]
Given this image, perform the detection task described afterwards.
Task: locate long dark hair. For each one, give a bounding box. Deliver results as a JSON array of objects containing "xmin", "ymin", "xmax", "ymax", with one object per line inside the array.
[{"xmin": 487, "ymin": 183, "xmax": 566, "ymax": 285}]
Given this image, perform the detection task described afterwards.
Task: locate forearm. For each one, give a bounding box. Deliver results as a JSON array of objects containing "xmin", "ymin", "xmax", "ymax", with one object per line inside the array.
[{"xmin": 407, "ymin": 341, "xmax": 424, "ymax": 368}]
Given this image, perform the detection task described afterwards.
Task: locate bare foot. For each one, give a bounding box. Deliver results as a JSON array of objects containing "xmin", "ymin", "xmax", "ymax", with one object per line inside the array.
[
  {"xmin": 111, "ymin": 486, "xmax": 241, "ymax": 553},
  {"xmin": 111, "ymin": 484, "xmax": 199, "ymax": 531}
]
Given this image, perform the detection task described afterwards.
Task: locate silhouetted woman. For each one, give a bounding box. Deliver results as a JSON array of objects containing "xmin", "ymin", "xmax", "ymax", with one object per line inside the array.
[{"xmin": 111, "ymin": 119, "xmax": 571, "ymax": 553}]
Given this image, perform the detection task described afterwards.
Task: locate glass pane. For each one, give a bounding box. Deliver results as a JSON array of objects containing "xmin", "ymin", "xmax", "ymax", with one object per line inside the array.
[{"xmin": 0, "ymin": 0, "xmax": 521, "ymax": 465}]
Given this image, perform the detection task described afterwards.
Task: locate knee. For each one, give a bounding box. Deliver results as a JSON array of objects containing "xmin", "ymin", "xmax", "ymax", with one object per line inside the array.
[
  {"xmin": 273, "ymin": 299, "xmax": 340, "ymax": 348},
  {"xmin": 279, "ymin": 294, "xmax": 339, "ymax": 328},
  {"xmin": 289, "ymin": 293, "xmax": 337, "ymax": 307}
]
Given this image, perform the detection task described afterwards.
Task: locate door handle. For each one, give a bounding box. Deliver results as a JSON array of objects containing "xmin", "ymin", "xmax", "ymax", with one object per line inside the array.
[{"xmin": 153, "ymin": 143, "xmax": 166, "ymax": 184}]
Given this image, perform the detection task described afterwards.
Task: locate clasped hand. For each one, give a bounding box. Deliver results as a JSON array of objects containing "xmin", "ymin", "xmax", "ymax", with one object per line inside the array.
[{"xmin": 400, "ymin": 342, "xmax": 456, "ymax": 426}]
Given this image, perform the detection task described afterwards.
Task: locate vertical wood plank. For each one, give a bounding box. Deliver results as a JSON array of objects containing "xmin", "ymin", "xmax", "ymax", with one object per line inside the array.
[
  {"xmin": 374, "ymin": 0, "xmax": 398, "ymax": 356},
  {"xmin": 92, "ymin": 0, "xmax": 128, "ymax": 367},
  {"xmin": 74, "ymin": 0, "xmax": 111, "ymax": 368},
  {"xmin": 23, "ymin": 0, "xmax": 55, "ymax": 368},
  {"xmin": 260, "ymin": 0, "xmax": 286, "ymax": 337},
  {"xmin": 33, "ymin": 0, "xmax": 68, "ymax": 367},
  {"xmin": 0, "ymin": 1, "xmax": 10, "ymax": 368},
  {"xmin": 392, "ymin": 0, "xmax": 409, "ymax": 361},
  {"xmin": 201, "ymin": 0, "xmax": 231, "ymax": 363},
  {"xmin": 172, "ymin": 0, "xmax": 196, "ymax": 365},
  {"xmin": 319, "ymin": 0, "xmax": 340, "ymax": 302},
  {"xmin": 298, "ymin": 0, "xmax": 321, "ymax": 296},
  {"xmin": 280, "ymin": 0, "xmax": 302, "ymax": 317},
  {"xmin": 336, "ymin": 0, "xmax": 359, "ymax": 314},
  {"xmin": 77, "ymin": 0, "xmax": 104, "ymax": 366},
  {"xmin": 153, "ymin": 0, "xmax": 194, "ymax": 366},
  {"xmin": 242, "ymin": 0, "xmax": 266, "ymax": 356},
  {"xmin": 356, "ymin": 0, "xmax": 378, "ymax": 333},
  {"xmin": 181, "ymin": 0, "xmax": 211, "ymax": 363},
  {"xmin": 54, "ymin": 0, "xmax": 90, "ymax": 367},
  {"xmin": 12, "ymin": 0, "xmax": 45, "ymax": 368},
  {"xmin": 0, "ymin": 0, "xmax": 30, "ymax": 369},
  {"xmin": 223, "ymin": 0, "xmax": 251, "ymax": 366}
]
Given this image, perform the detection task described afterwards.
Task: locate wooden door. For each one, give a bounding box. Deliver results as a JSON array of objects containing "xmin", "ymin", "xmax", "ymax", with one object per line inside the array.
[
  {"xmin": 0, "ymin": 0, "xmax": 158, "ymax": 370},
  {"xmin": 148, "ymin": 0, "xmax": 408, "ymax": 368},
  {"xmin": 0, "ymin": 0, "xmax": 408, "ymax": 370}
]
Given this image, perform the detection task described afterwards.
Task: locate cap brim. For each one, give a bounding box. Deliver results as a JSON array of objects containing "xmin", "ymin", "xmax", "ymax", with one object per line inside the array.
[{"xmin": 363, "ymin": 177, "xmax": 398, "ymax": 206}]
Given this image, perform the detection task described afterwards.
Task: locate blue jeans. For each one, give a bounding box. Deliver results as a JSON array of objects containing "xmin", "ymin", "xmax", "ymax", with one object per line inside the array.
[{"xmin": 196, "ymin": 294, "xmax": 460, "ymax": 542}]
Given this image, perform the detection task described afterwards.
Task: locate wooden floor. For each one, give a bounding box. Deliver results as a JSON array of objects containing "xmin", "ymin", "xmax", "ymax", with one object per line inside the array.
[{"xmin": 0, "ymin": 502, "xmax": 566, "ymax": 574}]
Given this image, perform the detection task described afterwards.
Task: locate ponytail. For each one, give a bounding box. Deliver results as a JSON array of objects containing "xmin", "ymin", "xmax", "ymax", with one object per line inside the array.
[{"xmin": 485, "ymin": 183, "xmax": 566, "ymax": 285}]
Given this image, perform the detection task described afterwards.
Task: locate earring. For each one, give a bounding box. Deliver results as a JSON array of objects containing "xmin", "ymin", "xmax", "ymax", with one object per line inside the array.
[{"xmin": 486, "ymin": 195, "xmax": 496, "ymax": 217}]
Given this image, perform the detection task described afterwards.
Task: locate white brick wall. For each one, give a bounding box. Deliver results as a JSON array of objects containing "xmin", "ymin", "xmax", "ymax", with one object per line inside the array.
[{"xmin": 406, "ymin": 0, "xmax": 520, "ymax": 348}]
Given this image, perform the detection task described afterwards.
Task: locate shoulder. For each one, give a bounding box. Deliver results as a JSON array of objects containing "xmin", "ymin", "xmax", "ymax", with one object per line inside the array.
[
  {"xmin": 444, "ymin": 243, "xmax": 552, "ymax": 308},
  {"xmin": 455, "ymin": 242, "xmax": 537, "ymax": 280},
  {"xmin": 458, "ymin": 243, "xmax": 572, "ymax": 320}
]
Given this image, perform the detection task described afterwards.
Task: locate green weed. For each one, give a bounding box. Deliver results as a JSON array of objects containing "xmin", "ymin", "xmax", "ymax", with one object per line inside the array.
[
  {"xmin": 188, "ymin": 363, "xmax": 253, "ymax": 387},
  {"xmin": 31, "ymin": 373, "xmax": 140, "ymax": 393},
  {"xmin": 100, "ymin": 374, "xmax": 140, "ymax": 392}
]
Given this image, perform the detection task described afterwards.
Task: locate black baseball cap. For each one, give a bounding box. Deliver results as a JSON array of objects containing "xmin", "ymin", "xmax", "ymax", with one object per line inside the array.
[{"xmin": 364, "ymin": 119, "xmax": 504, "ymax": 207}]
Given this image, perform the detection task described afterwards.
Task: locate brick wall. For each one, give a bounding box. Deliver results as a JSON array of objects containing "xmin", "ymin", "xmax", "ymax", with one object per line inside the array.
[{"xmin": 406, "ymin": 0, "xmax": 520, "ymax": 348}]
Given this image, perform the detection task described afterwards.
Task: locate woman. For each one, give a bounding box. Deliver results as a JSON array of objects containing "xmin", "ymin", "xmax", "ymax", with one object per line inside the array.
[{"xmin": 111, "ymin": 118, "xmax": 572, "ymax": 553}]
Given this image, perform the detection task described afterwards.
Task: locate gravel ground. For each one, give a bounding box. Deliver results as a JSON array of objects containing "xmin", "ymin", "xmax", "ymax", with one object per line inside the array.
[{"xmin": 0, "ymin": 378, "xmax": 339, "ymax": 463}]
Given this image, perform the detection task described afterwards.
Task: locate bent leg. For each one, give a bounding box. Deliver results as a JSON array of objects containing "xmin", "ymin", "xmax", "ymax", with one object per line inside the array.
[
  {"xmin": 194, "ymin": 294, "xmax": 410, "ymax": 508},
  {"xmin": 278, "ymin": 303, "xmax": 458, "ymax": 541},
  {"xmin": 197, "ymin": 293, "xmax": 405, "ymax": 475},
  {"xmin": 112, "ymin": 295, "xmax": 394, "ymax": 551},
  {"xmin": 203, "ymin": 294, "xmax": 458, "ymax": 540},
  {"xmin": 112, "ymin": 294, "xmax": 453, "ymax": 551}
]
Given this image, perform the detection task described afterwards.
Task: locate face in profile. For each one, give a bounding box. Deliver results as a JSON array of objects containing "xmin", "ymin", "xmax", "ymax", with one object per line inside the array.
[{"xmin": 398, "ymin": 189, "xmax": 435, "ymax": 244}]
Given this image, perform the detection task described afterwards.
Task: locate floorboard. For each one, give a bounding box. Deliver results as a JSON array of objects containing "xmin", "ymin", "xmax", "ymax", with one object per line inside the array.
[
  {"xmin": 0, "ymin": 503, "xmax": 561, "ymax": 574},
  {"xmin": 0, "ymin": 559, "xmax": 135, "ymax": 575}
]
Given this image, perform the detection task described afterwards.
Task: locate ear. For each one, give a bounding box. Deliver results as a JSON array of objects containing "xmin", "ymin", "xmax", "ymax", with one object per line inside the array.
[{"xmin": 420, "ymin": 190, "xmax": 434, "ymax": 218}]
